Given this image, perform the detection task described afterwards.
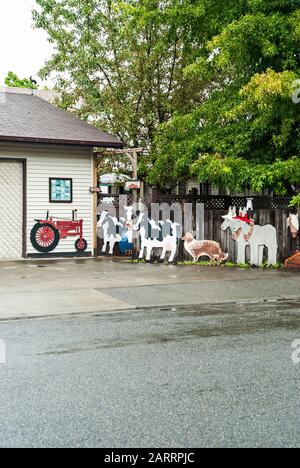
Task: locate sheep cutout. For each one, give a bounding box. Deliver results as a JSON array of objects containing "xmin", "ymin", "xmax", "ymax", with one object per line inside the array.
[{"xmin": 182, "ymin": 233, "xmax": 228, "ymax": 263}]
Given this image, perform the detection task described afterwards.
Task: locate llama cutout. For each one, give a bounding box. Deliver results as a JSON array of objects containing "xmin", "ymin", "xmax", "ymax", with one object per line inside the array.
[{"xmin": 221, "ymin": 206, "xmax": 278, "ymax": 266}]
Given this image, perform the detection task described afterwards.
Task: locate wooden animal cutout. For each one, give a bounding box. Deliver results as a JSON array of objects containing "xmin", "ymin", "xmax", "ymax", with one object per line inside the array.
[{"xmin": 182, "ymin": 233, "xmax": 228, "ymax": 263}]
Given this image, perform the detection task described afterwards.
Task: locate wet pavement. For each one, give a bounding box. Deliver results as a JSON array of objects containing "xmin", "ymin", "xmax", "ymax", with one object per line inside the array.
[
  {"xmin": 0, "ymin": 258, "xmax": 300, "ymax": 319},
  {"xmin": 0, "ymin": 301, "xmax": 299, "ymax": 447}
]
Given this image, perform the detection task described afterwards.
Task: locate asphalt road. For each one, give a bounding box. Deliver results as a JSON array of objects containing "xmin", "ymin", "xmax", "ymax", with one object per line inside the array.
[{"xmin": 0, "ymin": 301, "xmax": 300, "ymax": 448}]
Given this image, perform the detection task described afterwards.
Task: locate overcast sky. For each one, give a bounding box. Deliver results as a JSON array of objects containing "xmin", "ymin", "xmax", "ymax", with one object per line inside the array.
[{"xmin": 0, "ymin": 0, "xmax": 53, "ymax": 86}]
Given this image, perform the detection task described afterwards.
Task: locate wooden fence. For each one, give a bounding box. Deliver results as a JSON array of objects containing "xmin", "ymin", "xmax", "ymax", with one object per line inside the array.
[{"xmin": 97, "ymin": 192, "xmax": 298, "ymax": 263}]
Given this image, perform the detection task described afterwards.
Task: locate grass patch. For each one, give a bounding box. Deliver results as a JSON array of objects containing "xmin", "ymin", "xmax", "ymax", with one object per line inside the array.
[
  {"xmin": 177, "ymin": 260, "xmax": 251, "ymax": 269},
  {"xmin": 123, "ymin": 259, "xmax": 145, "ymax": 263},
  {"xmin": 259, "ymin": 262, "xmax": 283, "ymax": 269},
  {"xmin": 121, "ymin": 258, "xmax": 283, "ymax": 269}
]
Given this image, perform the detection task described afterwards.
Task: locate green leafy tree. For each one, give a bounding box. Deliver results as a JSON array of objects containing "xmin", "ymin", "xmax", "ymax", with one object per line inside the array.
[
  {"xmin": 150, "ymin": 0, "xmax": 300, "ymax": 194},
  {"xmin": 33, "ymin": 0, "xmax": 300, "ymax": 193},
  {"xmin": 33, "ymin": 0, "xmax": 248, "ymax": 177},
  {"xmin": 4, "ymin": 71, "xmax": 38, "ymax": 89},
  {"xmin": 290, "ymin": 193, "xmax": 300, "ymax": 207},
  {"xmin": 32, "ymin": 0, "xmax": 209, "ymax": 155}
]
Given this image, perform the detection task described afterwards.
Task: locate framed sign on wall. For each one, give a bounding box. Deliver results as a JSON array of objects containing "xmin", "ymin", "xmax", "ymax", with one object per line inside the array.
[{"xmin": 49, "ymin": 178, "xmax": 73, "ymax": 203}]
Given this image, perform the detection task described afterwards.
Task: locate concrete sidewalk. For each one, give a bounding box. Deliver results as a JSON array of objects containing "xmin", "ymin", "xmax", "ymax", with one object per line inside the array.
[{"xmin": 0, "ymin": 258, "xmax": 299, "ymax": 320}]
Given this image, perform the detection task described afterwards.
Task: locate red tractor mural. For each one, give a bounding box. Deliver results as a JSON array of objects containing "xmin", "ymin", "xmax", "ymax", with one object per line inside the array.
[{"xmin": 30, "ymin": 211, "xmax": 87, "ymax": 253}]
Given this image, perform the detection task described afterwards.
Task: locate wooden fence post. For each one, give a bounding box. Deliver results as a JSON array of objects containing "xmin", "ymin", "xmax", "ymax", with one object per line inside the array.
[
  {"xmin": 196, "ymin": 203, "xmax": 205, "ymax": 241},
  {"xmin": 151, "ymin": 186, "xmax": 158, "ymax": 204}
]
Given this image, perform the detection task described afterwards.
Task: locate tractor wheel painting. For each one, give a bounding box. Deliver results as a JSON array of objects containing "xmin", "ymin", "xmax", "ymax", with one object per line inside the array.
[
  {"xmin": 75, "ymin": 238, "xmax": 88, "ymax": 252},
  {"xmin": 30, "ymin": 223, "xmax": 60, "ymax": 253},
  {"xmin": 30, "ymin": 211, "xmax": 87, "ymax": 254}
]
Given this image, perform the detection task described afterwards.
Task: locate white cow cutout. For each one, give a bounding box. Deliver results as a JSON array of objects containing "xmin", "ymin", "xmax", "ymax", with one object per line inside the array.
[
  {"xmin": 97, "ymin": 206, "xmax": 134, "ymax": 255},
  {"xmin": 97, "ymin": 210, "xmax": 122, "ymax": 254}
]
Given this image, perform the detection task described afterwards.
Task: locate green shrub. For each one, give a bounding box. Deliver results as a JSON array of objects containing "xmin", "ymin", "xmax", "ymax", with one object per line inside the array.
[{"xmin": 289, "ymin": 194, "xmax": 300, "ymax": 208}]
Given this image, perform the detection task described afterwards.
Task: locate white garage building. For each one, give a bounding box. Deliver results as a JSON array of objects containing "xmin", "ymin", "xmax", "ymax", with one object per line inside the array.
[{"xmin": 0, "ymin": 89, "xmax": 123, "ymax": 260}]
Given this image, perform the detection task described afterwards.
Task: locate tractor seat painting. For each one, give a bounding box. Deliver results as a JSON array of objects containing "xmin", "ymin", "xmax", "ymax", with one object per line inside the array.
[{"xmin": 30, "ymin": 210, "xmax": 87, "ymax": 253}]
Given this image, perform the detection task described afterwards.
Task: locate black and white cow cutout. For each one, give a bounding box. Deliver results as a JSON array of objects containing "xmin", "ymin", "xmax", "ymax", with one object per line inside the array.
[{"xmin": 133, "ymin": 213, "xmax": 180, "ymax": 262}]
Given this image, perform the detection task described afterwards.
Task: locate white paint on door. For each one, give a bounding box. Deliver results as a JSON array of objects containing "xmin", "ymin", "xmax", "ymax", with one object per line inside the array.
[{"xmin": 0, "ymin": 161, "xmax": 23, "ymax": 259}]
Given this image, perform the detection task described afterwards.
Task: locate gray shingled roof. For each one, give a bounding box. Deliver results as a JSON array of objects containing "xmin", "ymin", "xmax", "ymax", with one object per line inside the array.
[{"xmin": 0, "ymin": 92, "xmax": 124, "ymax": 148}]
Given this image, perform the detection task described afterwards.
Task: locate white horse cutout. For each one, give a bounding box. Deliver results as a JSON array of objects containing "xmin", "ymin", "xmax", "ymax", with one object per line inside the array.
[{"xmin": 221, "ymin": 207, "xmax": 278, "ymax": 266}]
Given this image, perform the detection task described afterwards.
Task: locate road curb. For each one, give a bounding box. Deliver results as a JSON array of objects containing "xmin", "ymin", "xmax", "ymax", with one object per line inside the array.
[{"xmin": 0, "ymin": 295, "xmax": 300, "ymax": 323}]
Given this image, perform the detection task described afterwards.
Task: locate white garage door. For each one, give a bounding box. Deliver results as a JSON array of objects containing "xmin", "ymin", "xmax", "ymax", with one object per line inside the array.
[{"xmin": 0, "ymin": 161, "xmax": 24, "ymax": 259}]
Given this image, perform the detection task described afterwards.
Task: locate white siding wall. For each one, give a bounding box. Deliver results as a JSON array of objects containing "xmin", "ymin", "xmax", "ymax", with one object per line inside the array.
[{"xmin": 0, "ymin": 143, "xmax": 94, "ymax": 256}]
